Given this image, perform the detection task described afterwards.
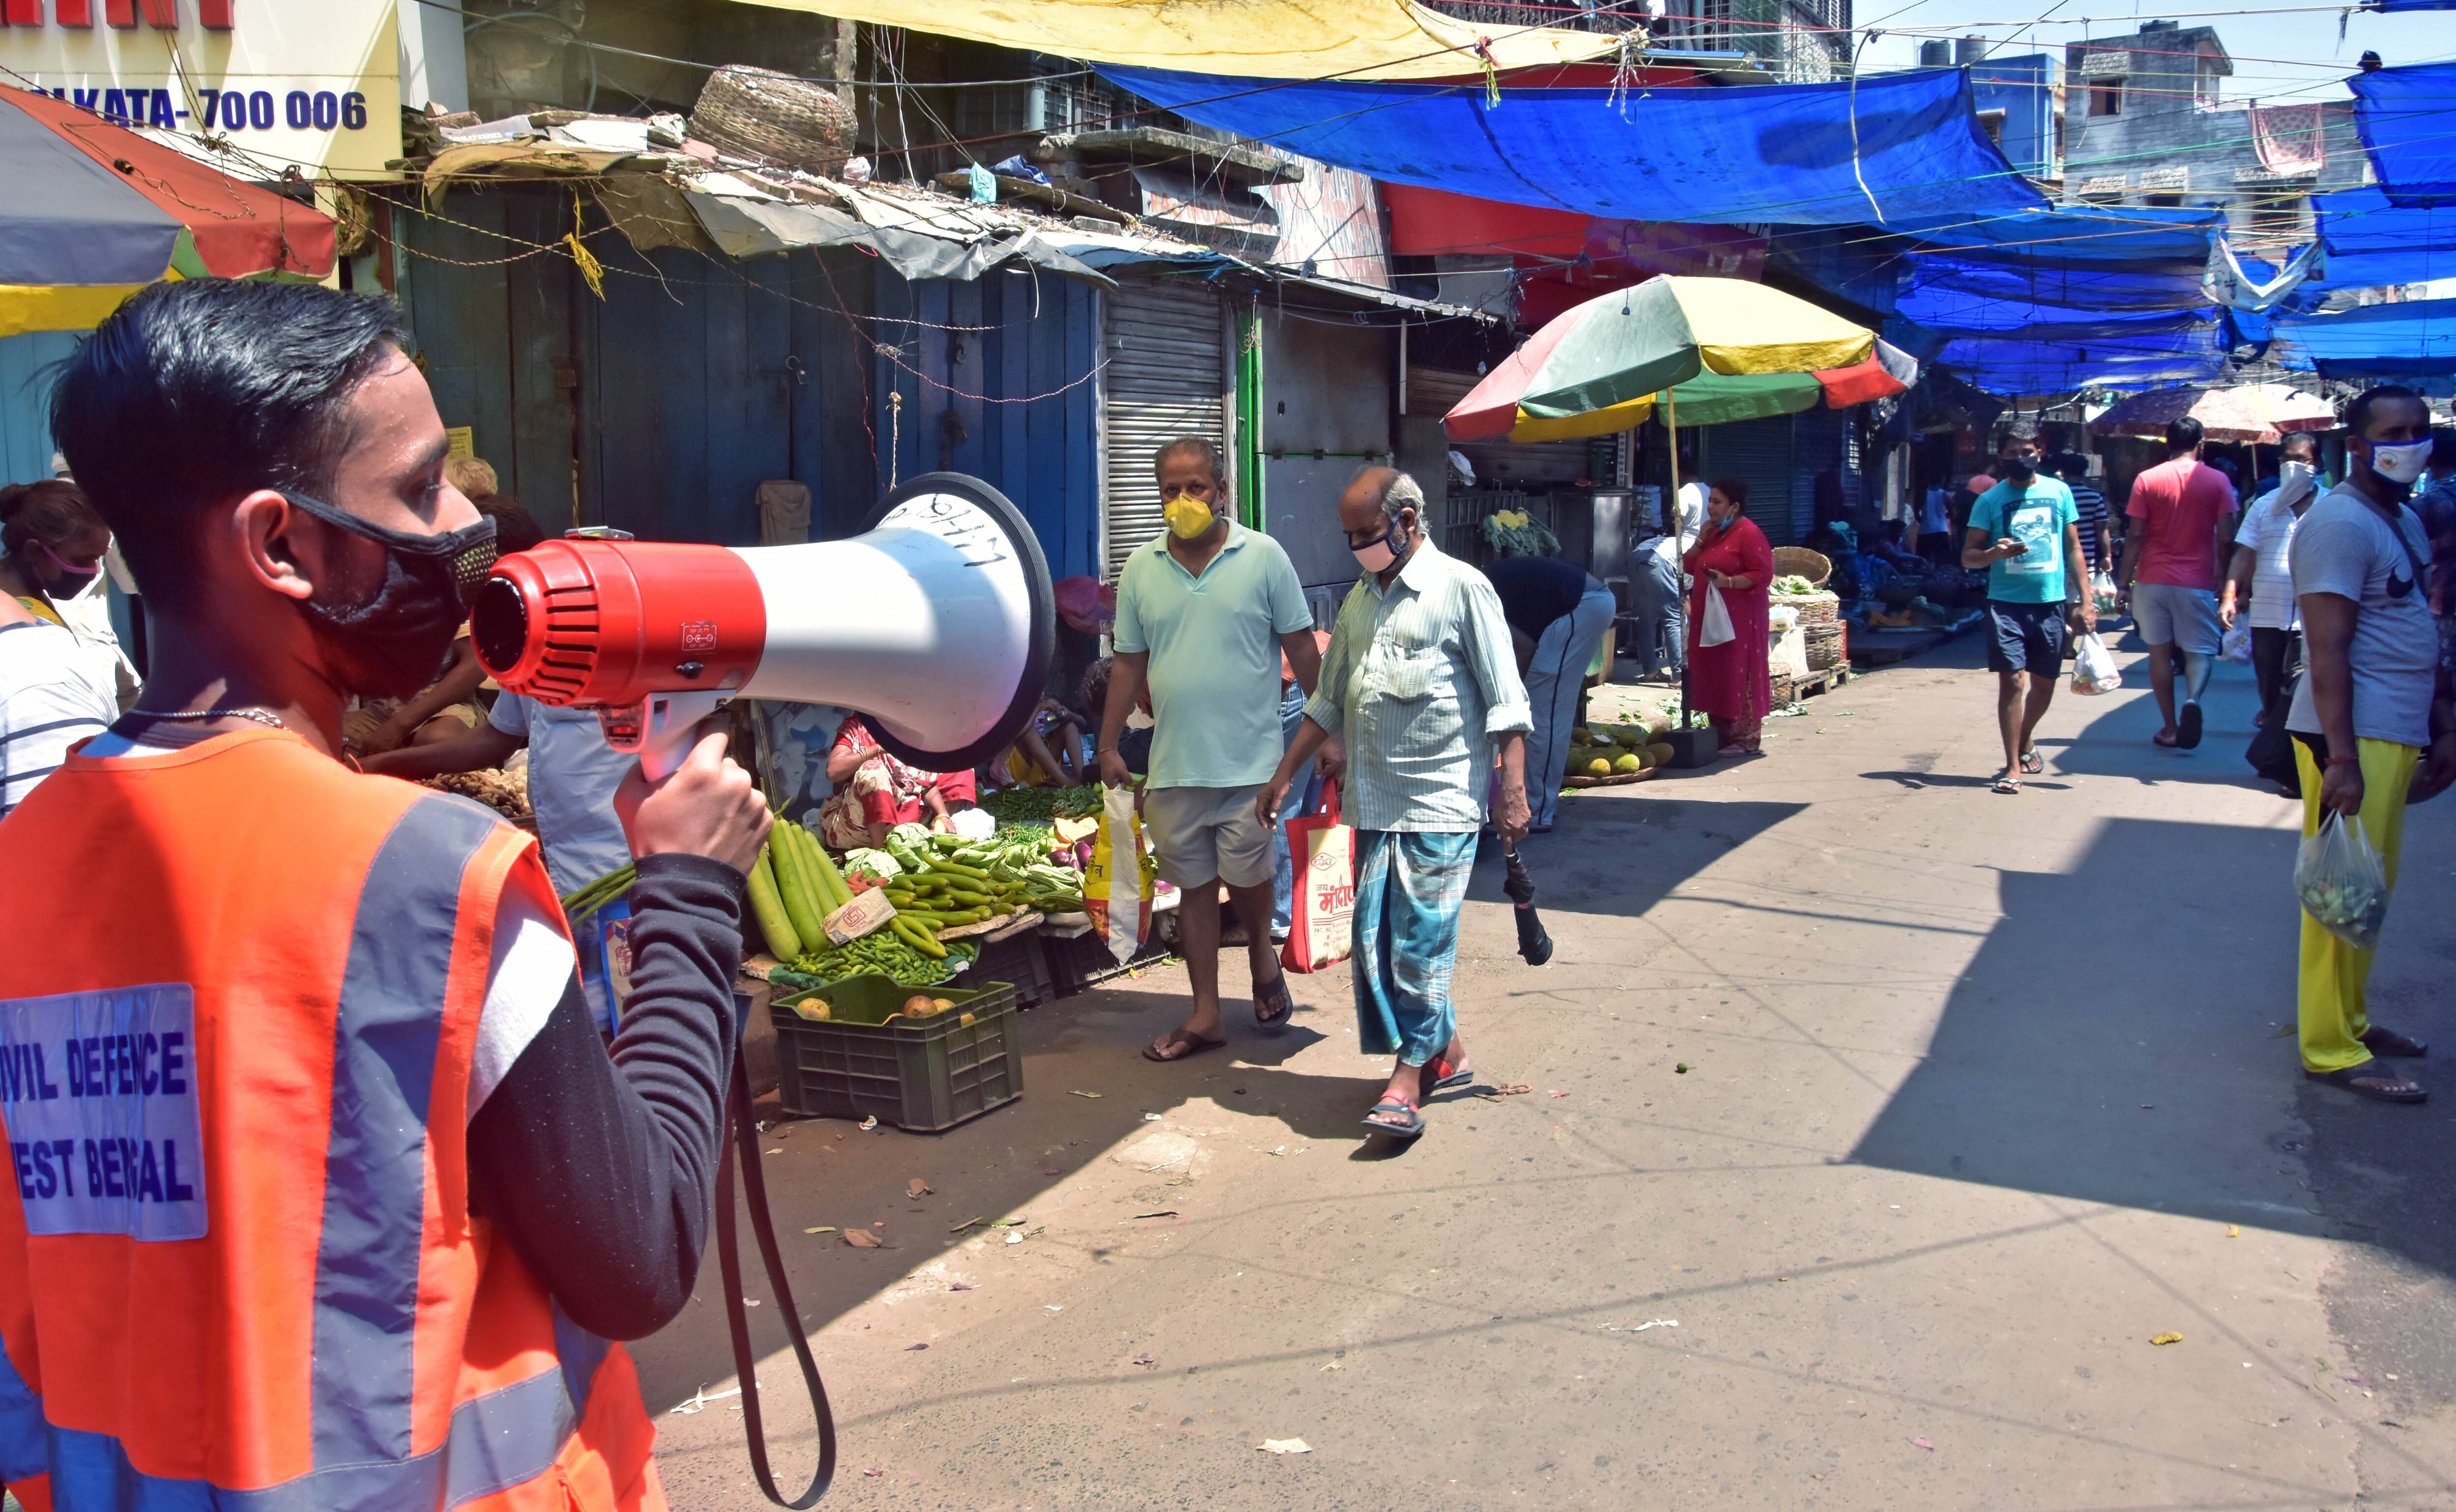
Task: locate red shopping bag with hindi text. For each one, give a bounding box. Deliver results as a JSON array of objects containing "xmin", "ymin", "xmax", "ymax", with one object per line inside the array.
[{"xmin": 1280, "ymin": 782, "xmax": 1355, "ymax": 974}]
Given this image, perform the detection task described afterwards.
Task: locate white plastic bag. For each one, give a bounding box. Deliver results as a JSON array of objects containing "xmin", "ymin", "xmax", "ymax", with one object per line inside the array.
[
  {"xmin": 2091, "ymin": 571, "xmax": 2120, "ymax": 616},
  {"xmin": 1087, "ymin": 784, "xmax": 1153, "ymax": 964},
  {"xmin": 2220, "ymin": 620, "xmax": 2253, "ymax": 665},
  {"xmin": 1699, "ymin": 585, "xmax": 1736, "ymax": 647},
  {"xmin": 2295, "ymin": 810, "xmax": 2390, "ymax": 951},
  {"xmin": 2069, "ymin": 632, "xmax": 2121, "ymax": 695}
]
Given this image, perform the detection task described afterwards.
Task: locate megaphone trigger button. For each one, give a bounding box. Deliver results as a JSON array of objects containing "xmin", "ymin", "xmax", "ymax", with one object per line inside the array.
[{"xmin": 675, "ymin": 661, "xmax": 705, "ymax": 679}]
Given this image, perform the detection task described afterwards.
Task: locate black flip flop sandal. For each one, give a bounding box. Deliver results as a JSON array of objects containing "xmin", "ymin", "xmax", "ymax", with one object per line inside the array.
[
  {"xmin": 1253, "ymin": 971, "xmax": 1295, "ymax": 1033},
  {"xmin": 2177, "ymin": 701, "xmax": 2204, "ymax": 750},
  {"xmin": 1360, "ymin": 1091, "xmax": 1426, "ymax": 1139},
  {"xmin": 1144, "ymin": 1029, "xmax": 1228, "ymax": 1064},
  {"xmin": 2305, "ymin": 1063, "xmax": 2428, "ymax": 1103},
  {"xmin": 1428, "ymin": 1056, "xmax": 1474, "ymax": 1092},
  {"xmin": 2361, "ymin": 1026, "xmax": 2429, "ymax": 1059}
]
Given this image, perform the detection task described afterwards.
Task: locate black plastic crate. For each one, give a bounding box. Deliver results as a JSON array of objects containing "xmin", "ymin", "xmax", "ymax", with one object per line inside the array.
[
  {"xmin": 769, "ymin": 975, "xmax": 1021, "ymax": 1132},
  {"xmin": 972, "ymin": 928, "xmax": 1055, "ymax": 1008}
]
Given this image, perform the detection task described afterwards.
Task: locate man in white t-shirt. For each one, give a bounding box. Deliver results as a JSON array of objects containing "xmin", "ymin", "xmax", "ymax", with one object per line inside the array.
[
  {"xmin": 0, "ymin": 592, "xmax": 116, "ymax": 816},
  {"xmin": 2222, "ymin": 429, "xmax": 2320, "ymax": 718}
]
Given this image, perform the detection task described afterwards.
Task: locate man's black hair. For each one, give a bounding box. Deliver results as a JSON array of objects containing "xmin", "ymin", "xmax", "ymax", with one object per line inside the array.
[
  {"xmin": 48, "ymin": 279, "xmax": 410, "ymax": 614},
  {"xmin": 2343, "ymin": 384, "xmax": 2425, "ymax": 439},
  {"xmin": 2427, "ymin": 427, "xmax": 2456, "ymax": 470},
  {"xmin": 2281, "ymin": 429, "xmax": 2320, "ymax": 458},
  {"xmin": 2001, "ymin": 422, "xmax": 2039, "ymax": 449},
  {"xmin": 2165, "ymin": 416, "xmax": 2205, "ymax": 453}
]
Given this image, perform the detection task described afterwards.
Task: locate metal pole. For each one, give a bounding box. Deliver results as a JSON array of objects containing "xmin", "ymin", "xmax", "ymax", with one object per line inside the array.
[{"xmin": 1670, "ymin": 389, "xmax": 1690, "ymax": 728}]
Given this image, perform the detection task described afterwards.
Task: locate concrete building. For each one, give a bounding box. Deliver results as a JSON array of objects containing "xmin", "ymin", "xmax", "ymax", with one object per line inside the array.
[
  {"xmin": 2056, "ymin": 20, "xmax": 2368, "ymax": 256},
  {"xmin": 1919, "ymin": 39, "xmax": 2061, "ymax": 182}
]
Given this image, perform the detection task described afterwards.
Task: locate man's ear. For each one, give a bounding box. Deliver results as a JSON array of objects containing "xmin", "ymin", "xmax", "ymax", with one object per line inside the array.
[{"xmin": 231, "ymin": 489, "xmax": 318, "ymax": 603}]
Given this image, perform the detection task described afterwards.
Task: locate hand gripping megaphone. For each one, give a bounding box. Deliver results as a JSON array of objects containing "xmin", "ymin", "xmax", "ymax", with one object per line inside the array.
[{"xmin": 469, "ymin": 472, "xmax": 1056, "ymax": 779}]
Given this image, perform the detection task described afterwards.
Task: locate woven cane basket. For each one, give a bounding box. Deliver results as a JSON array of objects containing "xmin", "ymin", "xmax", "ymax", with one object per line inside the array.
[
  {"xmin": 1771, "ymin": 590, "xmax": 1841, "ymax": 626},
  {"xmin": 1770, "ymin": 546, "xmax": 1832, "ymax": 587},
  {"xmin": 1768, "ymin": 664, "xmax": 1797, "ymax": 708},
  {"xmin": 689, "ymin": 65, "xmax": 854, "ymax": 176},
  {"xmin": 1804, "ymin": 621, "xmax": 1845, "ymax": 671}
]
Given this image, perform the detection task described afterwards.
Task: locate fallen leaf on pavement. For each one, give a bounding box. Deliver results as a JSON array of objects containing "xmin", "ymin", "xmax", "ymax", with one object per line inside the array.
[
  {"xmin": 908, "ymin": 1178, "xmax": 932, "ymax": 1197},
  {"xmin": 2228, "ymin": 1225, "xmax": 2240, "ymax": 1237},
  {"xmin": 1069, "ymin": 1090, "xmax": 1103, "ymax": 1099},
  {"xmin": 904, "ymin": 1343, "xmax": 928, "ymax": 1351},
  {"xmin": 803, "ymin": 1226, "xmax": 837, "ymax": 1235},
  {"xmin": 844, "ymin": 1230, "xmax": 882, "ymax": 1249},
  {"xmin": 2150, "ymin": 1333, "xmax": 2183, "ymax": 1345},
  {"xmin": 1257, "ymin": 1439, "xmax": 1312, "ymax": 1455}
]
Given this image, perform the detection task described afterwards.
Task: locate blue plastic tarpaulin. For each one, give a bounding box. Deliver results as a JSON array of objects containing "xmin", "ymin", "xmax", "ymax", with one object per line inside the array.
[
  {"xmin": 1821, "ymin": 205, "xmax": 2219, "ymax": 332},
  {"xmin": 2270, "ymin": 298, "xmax": 2456, "ymax": 376},
  {"xmin": 2349, "ymin": 61, "xmax": 2456, "ymax": 206},
  {"xmin": 2310, "ymin": 187, "xmax": 2456, "ymax": 290},
  {"xmin": 1097, "ymin": 65, "xmax": 2047, "ymax": 226},
  {"xmin": 1904, "ymin": 308, "xmax": 2228, "ymax": 396}
]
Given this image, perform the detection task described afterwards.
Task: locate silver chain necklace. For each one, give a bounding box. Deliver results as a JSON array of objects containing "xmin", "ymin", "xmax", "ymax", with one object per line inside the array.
[{"xmin": 124, "ymin": 705, "xmax": 287, "ymax": 729}]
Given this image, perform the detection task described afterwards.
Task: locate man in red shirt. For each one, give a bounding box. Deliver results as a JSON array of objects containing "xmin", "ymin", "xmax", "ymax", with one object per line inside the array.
[{"xmin": 2118, "ymin": 417, "xmax": 2238, "ymax": 749}]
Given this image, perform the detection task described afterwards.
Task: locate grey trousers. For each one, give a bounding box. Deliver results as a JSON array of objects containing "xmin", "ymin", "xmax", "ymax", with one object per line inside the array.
[{"xmin": 1627, "ymin": 550, "xmax": 1685, "ymax": 678}]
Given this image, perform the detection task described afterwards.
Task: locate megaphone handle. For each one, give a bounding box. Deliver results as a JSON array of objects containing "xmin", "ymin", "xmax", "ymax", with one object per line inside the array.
[{"xmin": 600, "ymin": 689, "xmax": 734, "ymax": 781}]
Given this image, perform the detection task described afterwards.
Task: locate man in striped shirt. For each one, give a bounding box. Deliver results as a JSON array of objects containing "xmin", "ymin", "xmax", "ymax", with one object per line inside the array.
[
  {"xmin": 0, "ymin": 591, "xmax": 115, "ymax": 816},
  {"xmin": 1261, "ymin": 468, "xmax": 1532, "ymax": 1140}
]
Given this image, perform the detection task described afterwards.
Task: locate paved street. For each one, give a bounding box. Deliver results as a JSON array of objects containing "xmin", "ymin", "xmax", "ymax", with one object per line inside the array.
[{"xmin": 644, "ymin": 630, "xmax": 2456, "ymax": 1511}]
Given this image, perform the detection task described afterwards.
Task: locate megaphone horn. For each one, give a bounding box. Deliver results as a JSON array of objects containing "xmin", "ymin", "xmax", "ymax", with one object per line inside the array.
[{"xmin": 472, "ymin": 472, "xmax": 1057, "ymax": 779}]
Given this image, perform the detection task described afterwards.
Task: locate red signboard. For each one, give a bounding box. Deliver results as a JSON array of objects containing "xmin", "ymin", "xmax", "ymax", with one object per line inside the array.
[{"xmin": 5, "ymin": 0, "xmax": 230, "ymax": 28}]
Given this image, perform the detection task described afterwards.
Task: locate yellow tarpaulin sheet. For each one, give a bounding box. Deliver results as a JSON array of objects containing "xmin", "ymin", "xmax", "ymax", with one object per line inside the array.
[
  {"xmin": 0, "ymin": 278, "xmax": 166, "ymax": 339},
  {"xmin": 726, "ymin": 0, "xmax": 1617, "ymax": 81}
]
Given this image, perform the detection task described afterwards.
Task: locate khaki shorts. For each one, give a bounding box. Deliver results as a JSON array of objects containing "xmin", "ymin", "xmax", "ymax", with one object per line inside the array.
[{"xmin": 1141, "ymin": 783, "xmax": 1274, "ymax": 890}]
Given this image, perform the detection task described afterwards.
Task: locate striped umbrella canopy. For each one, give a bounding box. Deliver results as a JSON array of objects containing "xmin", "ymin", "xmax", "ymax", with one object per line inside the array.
[
  {"xmin": 1, "ymin": 85, "xmax": 336, "ymax": 338},
  {"xmin": 1443, "ymin": 276, "xmax": 1883, "ymax": 443},
  {"xmin": 2090, "ymin": 383, "xmax": 2334, "ymax": 445}
]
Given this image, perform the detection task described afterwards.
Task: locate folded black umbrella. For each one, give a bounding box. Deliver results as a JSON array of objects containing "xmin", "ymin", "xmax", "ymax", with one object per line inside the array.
[{"xmin": 1503, "ymin": 846, "xmax": 1553, "ymax": 966}]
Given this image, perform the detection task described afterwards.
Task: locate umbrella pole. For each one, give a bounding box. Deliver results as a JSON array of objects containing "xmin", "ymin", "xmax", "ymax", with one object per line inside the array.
[{"xmin": 1669, "ymin": 392, "xmax": 1690, "ymax": 729}]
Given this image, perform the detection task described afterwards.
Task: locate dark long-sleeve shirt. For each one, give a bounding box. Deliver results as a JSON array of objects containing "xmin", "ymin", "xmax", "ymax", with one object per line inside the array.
[{"xmin": 467, "ymin": 851, "xmax": 745, "ymax": 1340}]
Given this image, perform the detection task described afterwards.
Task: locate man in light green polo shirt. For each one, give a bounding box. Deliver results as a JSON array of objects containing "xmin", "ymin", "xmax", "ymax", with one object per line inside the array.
[{"xmin": 1101, "ymin": 436, "xmax": 1324, "ymax": 1063}]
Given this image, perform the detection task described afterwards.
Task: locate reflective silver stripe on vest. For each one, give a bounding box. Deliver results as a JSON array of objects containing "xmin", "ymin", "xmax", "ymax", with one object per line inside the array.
[
  {"xmin": 40, "ymin": 1361, "xmax": 578, "ymax": 1510},
  {"xmin": 310, "ymin": 793, "xmax": 501, "ymax": 1469}
]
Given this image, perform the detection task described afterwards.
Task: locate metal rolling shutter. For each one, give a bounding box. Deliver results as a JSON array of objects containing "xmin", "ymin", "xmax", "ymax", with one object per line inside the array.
[
  {"xmin": 1102, "ymin": 280, "xmax": 1225, "ymax": 579},
  {"xmin": 1410, "ymin": 365, "xmax": 1592, "ymax": 497},
  {"xmin": 1698, "ymin": 415, "xmax": 1798, "ymax": 547}
]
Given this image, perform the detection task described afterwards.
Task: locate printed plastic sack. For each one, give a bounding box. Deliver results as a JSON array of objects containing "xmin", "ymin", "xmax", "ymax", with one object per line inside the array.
[
  {"xmin": 1086, "ymin": 783, "xmax": 1154, "ymax": 963},
  {"xmin": 2069, "ymin": 633, "xmax": 2122, "ymax": 695},
  {"xmin": 2092, "ymin": 571, "xmax": 2121, "ymax": 616},
  {"xmin": 1280, "ymin": 782, "xmax": 1355, "ymax": 974},
  {"xmin": 2295, "ymin": 810, "xmax": 2390, "ymax": 951},
  {"xmin": 1699, "ymin": 585, "xmax": 1736, "ymax": 648},
  {"xmin": 2220, "ymin": 620, "xmax": 2253, "ymax": 665}
]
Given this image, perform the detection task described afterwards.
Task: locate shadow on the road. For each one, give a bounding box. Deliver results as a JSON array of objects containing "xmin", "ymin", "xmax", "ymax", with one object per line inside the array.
[
  {"xmin": 1847, "ymin": 811, "xmax": 2454, "ymax": 1284},
  {"xmin": 1520, "ymin": 796, "xmax": 1810, "ymax": 921},
  {"xmin": 1861, "ymin": 770, "xmax": 2074, "ymax": 792}
]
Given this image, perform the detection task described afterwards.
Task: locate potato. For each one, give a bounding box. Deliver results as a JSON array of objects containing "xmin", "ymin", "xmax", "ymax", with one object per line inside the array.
[
  {"xmin": 931, "ymin": 998, "xmax": 955, "ymax": 1012},
  {"xmin": 903, "ymin": 994, "xmax": 940, "ymax": 1017},
  {"xmin": 791, "ymin": 998, "xmax": 831, "ymax": 1021}
]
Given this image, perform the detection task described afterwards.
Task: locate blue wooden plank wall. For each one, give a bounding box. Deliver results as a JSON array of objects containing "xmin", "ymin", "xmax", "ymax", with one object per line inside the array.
[
  {"xmin": 403, "ymin": 185, "xmax": 878, "ymax": 546},
  {"xmin": 0, "ymin": 332, "xmax": 81, "ymax": 485},
  {"xmin": 872, "ymin": 265, "xmax": 1100, "ymax": 582}
]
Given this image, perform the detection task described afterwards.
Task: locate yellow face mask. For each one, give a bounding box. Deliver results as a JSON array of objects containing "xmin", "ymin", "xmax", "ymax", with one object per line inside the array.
[{"xmin": 1163, "ymin": 491, "xmax": 1215, "ymax": 540}]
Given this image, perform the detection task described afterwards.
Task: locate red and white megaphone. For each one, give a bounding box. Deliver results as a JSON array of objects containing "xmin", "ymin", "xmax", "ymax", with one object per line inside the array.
[{"xmin": 470, "ymin": 473, "xmax": 1056, "ymax": 780}]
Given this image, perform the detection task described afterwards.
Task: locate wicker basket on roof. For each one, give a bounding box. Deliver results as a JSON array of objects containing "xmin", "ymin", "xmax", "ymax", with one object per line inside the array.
[
  {"xmin": 1771, "ymin": 546, "xmax": 1832, "ymax": 587},
  {"xmin": 688, "ymin": 65, "xmax": 854, "ymax": 177}
]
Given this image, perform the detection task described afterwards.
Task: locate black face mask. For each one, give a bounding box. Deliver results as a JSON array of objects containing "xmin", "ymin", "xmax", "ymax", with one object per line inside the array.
[
  {"xmin": 2004, "ymin": 455, "xmax": 2037, "ymax": 482},
  {"xmin": 22, "ymin": 541, "xmax": 98, "ymax": 602},
  {"xmin": 281, "ymin": 490, "xmax": 498, "ymax": 700}
]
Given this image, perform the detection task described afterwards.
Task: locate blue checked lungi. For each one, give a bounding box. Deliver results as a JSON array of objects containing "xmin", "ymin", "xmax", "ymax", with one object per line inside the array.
[{"xmin": 1351, "ymin": 827, "xmax": 1478, "ymax": 1064}]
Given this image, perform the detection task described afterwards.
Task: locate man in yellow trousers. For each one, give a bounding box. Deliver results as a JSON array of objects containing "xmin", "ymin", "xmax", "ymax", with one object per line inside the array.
[{"xmin": 2287, "ymin": 385, "xmax": 2456, "ymax": 1102}]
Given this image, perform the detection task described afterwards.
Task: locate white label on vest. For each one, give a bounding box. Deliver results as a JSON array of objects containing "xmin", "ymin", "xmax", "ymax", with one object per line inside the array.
[{"xmin": 0, "ymin": 983, "xmax": 207, "ymax": 1242}]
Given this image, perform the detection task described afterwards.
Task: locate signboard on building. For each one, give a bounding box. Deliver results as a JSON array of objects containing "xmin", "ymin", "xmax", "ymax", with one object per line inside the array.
[{"xmin": 0, "ymin": 0, "xmax": 401, "ymax": 179}]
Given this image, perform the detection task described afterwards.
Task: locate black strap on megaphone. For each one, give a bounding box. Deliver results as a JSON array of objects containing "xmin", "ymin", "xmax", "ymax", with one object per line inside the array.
[{"xmin": 714, "ymin": 1050, "xmax": 836, "ymax": 1506}]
